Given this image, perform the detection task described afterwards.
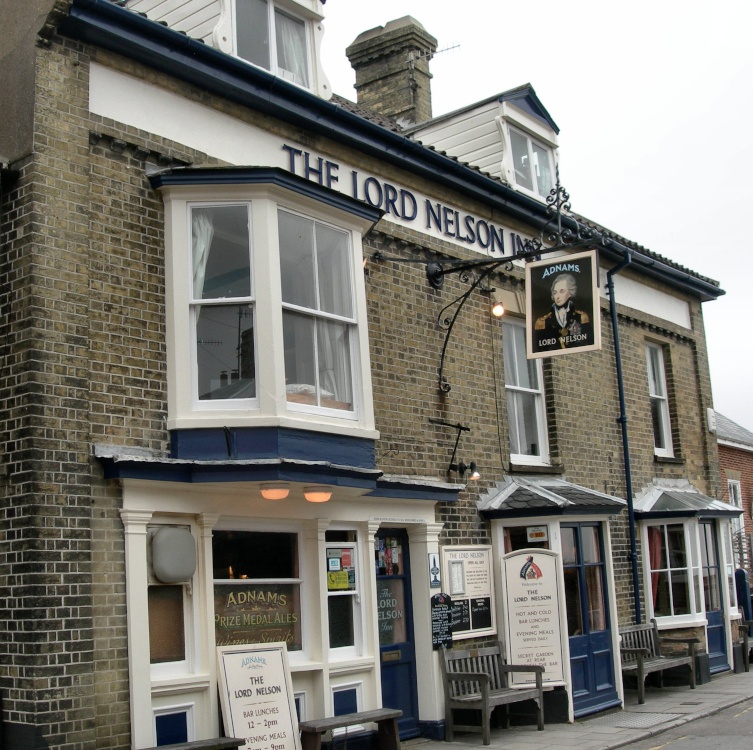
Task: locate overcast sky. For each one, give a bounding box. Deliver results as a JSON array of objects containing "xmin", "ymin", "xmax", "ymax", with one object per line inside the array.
[{"xmin": 319, "ymin": 0, "xmax": 753, "ymax": 432}]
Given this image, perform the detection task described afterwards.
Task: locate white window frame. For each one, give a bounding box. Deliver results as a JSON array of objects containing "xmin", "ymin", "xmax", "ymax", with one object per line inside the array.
[
  {"xmin": 325, "ymin": 533, "xmax": 364, "ymax": 659},
  {"xmin": 643, "ymin": 521, "xmax": 702, "ymax": 626},
  {"xmin": 728, "ymin": 479, "xmax": 743, "ymax": 536},
  {"xmin": 160, "ymin": 182, "xmax": 376, "ymax": 436},
  {"xmin": 646, "ymin": 342, "xmax": 674, "ymax": 458},
  {"xmin": 503, "ymin": 319, "xmax": 549, "ymax": 465},
  {"xmin": 508, "ymin": 125, "xmax": 555, "ymax": 198},
  {"xmin": 231, "ymin": 0, "xmax": 313, "ymax": 87}
]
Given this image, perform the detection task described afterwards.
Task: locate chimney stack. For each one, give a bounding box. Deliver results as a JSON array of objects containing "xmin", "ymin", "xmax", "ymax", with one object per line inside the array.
[{"xmin": 346, "ymin": 16, "xmax": 437, "ymax": 126}]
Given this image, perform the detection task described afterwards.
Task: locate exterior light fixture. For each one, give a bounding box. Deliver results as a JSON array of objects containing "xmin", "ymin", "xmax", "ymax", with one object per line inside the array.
[
  {"xmin": 304, "ymin": 486, "xmax": 332, "ymax": 503},
  {"xmin": 260, "ymin": 483, "xmax": 290, "ymax": 500},
  {"xmin": 491, "ymin": 289, "xmax": 506, "ymax": 318},
  {"xmin": 451, "ymin": 461, "xmax": 481, "ymax": 480}
]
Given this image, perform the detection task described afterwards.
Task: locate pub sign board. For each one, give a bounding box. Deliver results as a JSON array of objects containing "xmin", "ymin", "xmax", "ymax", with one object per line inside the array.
[
  {"xmin": 217, "ymin": 642, "xmax": 301, "ymax": 750},
  {"xmin": 525, "ymin": 250, "xmax": 601, "ymax": 359},
  {"xmin": 501, "ymin": 549, "xmax": 565, "ymax": 686}
]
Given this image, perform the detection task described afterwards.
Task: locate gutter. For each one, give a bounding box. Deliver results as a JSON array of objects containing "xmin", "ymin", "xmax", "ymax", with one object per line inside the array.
[{"xmin": 58, "ymin": 0, "xmax": 723, "ymax": 301}]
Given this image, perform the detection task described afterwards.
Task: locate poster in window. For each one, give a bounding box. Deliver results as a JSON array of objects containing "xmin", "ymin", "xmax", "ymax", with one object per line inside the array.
[
  {"xmin": 441, "ymin": 546, "xmax": 496, "ymax": 640},
  {"xmin": 526, "ymin": 249, "xmax": 601, "ymax": 359}
]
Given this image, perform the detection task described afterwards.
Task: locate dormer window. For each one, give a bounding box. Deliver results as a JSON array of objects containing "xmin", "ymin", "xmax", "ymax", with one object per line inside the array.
[
  {"xmin": 509, "ymin": 126, "xmax": 554, "ymax": 198},
  {"xmin": 234, "ymin": 0, "xmax": 310, "ymax": 87}
]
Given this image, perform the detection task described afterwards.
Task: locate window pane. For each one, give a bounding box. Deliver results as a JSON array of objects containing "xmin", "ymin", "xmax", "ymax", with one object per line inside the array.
[
  {"xmin": 666, "ymin": 525, "xmax": 687, "ymax": 568},
  {"xmin": 585, "ymin": 567, "xmax": 606, "ymax": 631},
  {"xmin": 328, "ymin": 595, "xmax": 355, "ymax": 648},
  {"xmin": 531, "ymin": 141, "xmax": 553, "ymax": 196},
  {"xmin": 651, "ymin": 399, "xmax": 667, "ymax": 450},
  {"xmin": 561, "ymin": 527, "xmax": 577, "ymax": 565},
  {"xmin": 192, "ymin": 205, "xmax": 251, "ymax": 300},
  {"xmin": 581, "ymin": 527, "xmax": 601, "ymax": 564},
  {"xmin": 563, "ymin": 568, "xmax": 583, "ymax": 636},
  {"xmin": 213, "ymin": 531, "xmax": 298, "ymax": 578},
  {"xmin": 196, "ymin": 304, "xmax": 255, "ymax": 400},
  {"xmin": 703, "ymin": 568, "xmax": 721, "ymax": 611},
  {"xmin": 646, "ymin": 346, "xmax": 664, "ymax": 396},
  {"xmin": 507, "ymin": 390, "xmax": 539, "ymax": 456},
  {"xmin": 236, "ymin": 0, "xmax": 270, "ymax": 70},
  {"xmin": 377, "ymin": 579, "xmax": 407, "ymax": 645},
  {"xmin": 149, "ymin": 586, "xmax": 185, "ymax": 663},
  {"xmin": 316, "ymin": 224, "xmax": 352, "ymax": 317},
  {"xmin": 648, "ymin": 526, "xmax": 668, "ymax": 570},
  {"xmin": 503, "ymin": 323, "xmax": 537, "ymax": 389},
  {"xmin": 283, "ymin": 310, "xmax": 316, "ymax": 404},
  {"xmin": 671, "ymin": 569, "xmax": 691, "ymax": 615},
  {"xmin": 510, "ymin": 129, "xmax": 533, "ymax": 190},
  {"xmin": 653, "ymin": 571, "xmax": 671, "ymax": 617},
  {"xmin": 275, "ymin": 9, "xmax": 309, "ymax": 86},
  {"xmin": 279, "ymin": 212, "xmax": 316, "ymax": 309},
  {"xmin": 317, "ymin": 319, "xmax": 352, "ymax": 410}
]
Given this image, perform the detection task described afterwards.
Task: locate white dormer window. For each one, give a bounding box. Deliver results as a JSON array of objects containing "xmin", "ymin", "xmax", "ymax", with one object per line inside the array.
[
  {"xmin": 234, "ymin": 0, "xmax": 311, "ymax": 87},
  {"xmin": 509, "ymin": 126, "xmax": 554, "ymax": 198}
]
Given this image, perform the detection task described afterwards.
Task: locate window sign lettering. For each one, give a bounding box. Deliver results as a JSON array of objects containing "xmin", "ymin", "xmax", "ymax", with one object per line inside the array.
[
  {"xmin": 377, "ymin": 579, "xmax": 407, "ymax": 646},
  {"xmin": 502, "ymin": 549, "xmax": 565, "ymax": 685},
  {"xmin": 217, "ymin": 642, "xmax": 301, "ymax": 750},
  {"xmin": 441, "ymin": 547, "xmax": 496, "ymax": 640},
  {"xmin": 214, "ymin": 584, "xmax": 301, "ymax": 650}
]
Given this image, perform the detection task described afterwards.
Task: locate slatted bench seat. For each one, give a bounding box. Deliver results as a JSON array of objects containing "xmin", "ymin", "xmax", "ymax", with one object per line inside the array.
[
  {"xmin": 142, "ymin": 739, "xmax": 244, "ymax": 750},
  {"xmin": 619, "ymin": 619, "xmax": 698, "ymax": 704},
  {"xmin": 440, "ymin": 642, "xmax": 544, "ymax": 745},
  {"xmin": 298, "ymin": 707, "xmax": 402, "ymax": 750}
]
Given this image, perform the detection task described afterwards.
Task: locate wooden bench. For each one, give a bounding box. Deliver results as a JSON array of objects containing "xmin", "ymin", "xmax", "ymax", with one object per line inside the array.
[
  {"xmin": 298, "ymin": 707, "xmax": 402, "ymax": 750},
  {"xmin": 736, "ymin": 619, "xmax": 753, "ymax": 672},
  {"xmin": 440, "ymin": 642, "xmax": 544, "ymax": 745},
  {"xmin": 142, "ymin": 739, "xmax": 244, "ymax": 750},
  {"xmin": 619, "ymin": 619, "xmax": 699, "ymax": 704}
]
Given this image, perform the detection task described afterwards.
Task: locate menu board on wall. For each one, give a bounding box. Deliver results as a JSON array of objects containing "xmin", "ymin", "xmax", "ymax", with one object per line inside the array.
[
  {"xmin": 502, "ymin": 549, "xmax": 564, "ymax": 686},
  {"xmin": 217, "ymin": 642, "xmax": 301, "ymax": 750},
  {"xmin": 441, "ymin": 546, "xmax": 496, "ymax": 640}
]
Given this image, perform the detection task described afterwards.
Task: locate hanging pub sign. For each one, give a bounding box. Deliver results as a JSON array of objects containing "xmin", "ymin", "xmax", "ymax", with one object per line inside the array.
[{"xmin": 526, "ymin": 249, "xmax": 601, "ymax": 359}]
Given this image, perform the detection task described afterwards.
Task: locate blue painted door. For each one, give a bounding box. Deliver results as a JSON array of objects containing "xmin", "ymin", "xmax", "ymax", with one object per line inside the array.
[
  {"xmin": 376, "ymin": 530, "xmax": 420, "ymax": 739},
  {"xmin": 562, "ymin": 523, "xmax": 620, "ymax": 717},
  {"xmin": 700, "ymin": 521, "xmax": 728, "ymax": 672}
]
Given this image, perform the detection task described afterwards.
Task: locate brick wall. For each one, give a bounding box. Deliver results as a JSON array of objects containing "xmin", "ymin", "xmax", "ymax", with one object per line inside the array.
[{"xmin": 720, "ymin": 443, "xmax": 753, "ymax": 578}]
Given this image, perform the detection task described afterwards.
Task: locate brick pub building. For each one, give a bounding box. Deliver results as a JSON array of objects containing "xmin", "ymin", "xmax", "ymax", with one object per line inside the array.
[{"xmin": 0, "ymin": 1, "xmax": 741, "ymax": 747}]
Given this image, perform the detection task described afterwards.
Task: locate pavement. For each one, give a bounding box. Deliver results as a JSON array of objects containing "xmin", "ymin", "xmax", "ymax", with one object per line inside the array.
[{"xmin": 404, "ymin": 667, "xmax": 753, "ymax": 750}]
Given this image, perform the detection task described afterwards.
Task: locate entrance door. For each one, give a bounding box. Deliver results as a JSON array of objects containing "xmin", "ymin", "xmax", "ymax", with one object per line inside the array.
[
  {"xmin": 700, "ymin": 520, "xmax": 728, "ymax": 672},
  {"xmin": 562, "ymin": 523, "xmax": 619, "ymax": 717},
  {"xmin": 375, "ymin": 529, "xmax": 420, "ymax": 739}
]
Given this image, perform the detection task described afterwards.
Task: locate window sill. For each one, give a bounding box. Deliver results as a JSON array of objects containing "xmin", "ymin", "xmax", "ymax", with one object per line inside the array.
[
  {"xmin": 654, "ymin": 455, "xmax": 685, "ymax": 465},
  {"xmin": 507, "ymin": 463, "xmax": 564, "ymax": 475}
]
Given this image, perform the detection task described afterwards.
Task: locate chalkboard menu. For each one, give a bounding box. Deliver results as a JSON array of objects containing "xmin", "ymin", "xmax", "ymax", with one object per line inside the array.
[
  {"xmin": 430, "ymin": 593, "xmax": 453, "ymax": 648},
  {"xmin": 217, "ymin": 643, "xmax": 301, "ymax": 750},
  {"xmin": 450, "ymin": 599, "xmax": 470, "ymax": 633},
  {"xmin": 470, "ymin": 597, "xmax": 492, "ymax": 630}
]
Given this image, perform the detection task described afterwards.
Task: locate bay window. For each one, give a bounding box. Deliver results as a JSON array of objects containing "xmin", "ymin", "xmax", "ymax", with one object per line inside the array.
[
  {"xmin": 156, "ymin": 171, "xmax": 378, "ymax": 434},
  {"xmin": 646, "ymin": 523, "xmax": 694, "ymax": 618},
  {"xmin": 280, "ymin": 212, "xmax": 355, "ymax": 412}
]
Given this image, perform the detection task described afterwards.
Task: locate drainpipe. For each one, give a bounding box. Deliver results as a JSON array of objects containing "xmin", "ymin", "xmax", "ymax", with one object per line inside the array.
[{"xmin": 606, "ymin": 251, "xmax": 642, "ymax": 624}]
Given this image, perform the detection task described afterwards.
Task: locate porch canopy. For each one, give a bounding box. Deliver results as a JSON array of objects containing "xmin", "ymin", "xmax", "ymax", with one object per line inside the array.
[{"xmin": 477, "ymin": 474, "xmax": 626, "ymax": 519}]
